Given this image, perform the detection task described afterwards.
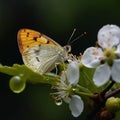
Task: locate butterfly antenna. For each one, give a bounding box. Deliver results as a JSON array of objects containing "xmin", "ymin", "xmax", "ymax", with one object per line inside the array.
[
  {"xmin": 69, "ymin": 32, "xmax": 87, "ymax": 45},
  {"xmin": 67, "ymin": 28, "xmax": 76, "ymax": 45}
]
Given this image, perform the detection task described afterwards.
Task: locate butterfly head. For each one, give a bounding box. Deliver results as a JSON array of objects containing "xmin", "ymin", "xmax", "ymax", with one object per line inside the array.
[{"xmin": 64, "ymin": 45, "xmax": 71, "ymax": 53}]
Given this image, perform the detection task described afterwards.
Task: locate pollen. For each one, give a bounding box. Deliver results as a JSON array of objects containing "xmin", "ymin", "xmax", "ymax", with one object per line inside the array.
[{"xmin": 92, "ymin": 49, "xmax": 99, "ymax": 56}]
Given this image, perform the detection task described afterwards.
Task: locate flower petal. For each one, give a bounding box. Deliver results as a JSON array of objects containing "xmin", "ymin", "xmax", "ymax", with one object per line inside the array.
[
  {"xmin": 111, "ymin": 59, "xmax": 120, "ymax": 83},
  {"xmin": 115, "ymin": 44, "xmax": 120, "ymax": 57},
  {"xmin": 67, "ymin": 61, "xmax": 79, "ymax": 85},
  {"xmin": 81, "ymin": 47, "xmax": 103, "ymax": 68},
  {"xmin": 69, "ymin": 95, "xmax": 84, "ymax": 117},
  {"xmin": 93, "ymin": 63, "xmax": 111, "ymax": 86},
  {"xmin": 98, "ymin": 24, "xmax": 120, "ymax": 49}
]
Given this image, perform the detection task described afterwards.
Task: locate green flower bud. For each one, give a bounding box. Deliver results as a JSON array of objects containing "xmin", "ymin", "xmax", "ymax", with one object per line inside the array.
[
  {"xmin": 9, "ymin": 75, "xmax": 26, "ymax": 93},
  {"xmin": 105, "ymin": 97, "xmax": 120, "ymax": 112}
]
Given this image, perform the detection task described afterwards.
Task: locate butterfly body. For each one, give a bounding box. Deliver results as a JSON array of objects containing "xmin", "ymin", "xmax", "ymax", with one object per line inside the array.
[{"xmin": 17, "ymin": 29, "xmax": 69, "ymax": 74}]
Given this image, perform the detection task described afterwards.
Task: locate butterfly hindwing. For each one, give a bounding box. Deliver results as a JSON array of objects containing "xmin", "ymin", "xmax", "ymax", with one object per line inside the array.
[{"xmin": 22, "ymin": 44, "xmax": 66, "ymax": 73}]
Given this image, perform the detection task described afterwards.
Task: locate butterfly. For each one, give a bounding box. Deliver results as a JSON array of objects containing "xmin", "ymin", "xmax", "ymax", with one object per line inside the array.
[{"xmin": 17, "ymin": 29, "xmax": 71, "ymax": 74}]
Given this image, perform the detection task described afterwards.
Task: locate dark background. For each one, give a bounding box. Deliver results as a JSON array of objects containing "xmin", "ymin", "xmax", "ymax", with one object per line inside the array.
[{"xmin": 0, "ymin": 0, "xmax": 120, "ymax": 120}]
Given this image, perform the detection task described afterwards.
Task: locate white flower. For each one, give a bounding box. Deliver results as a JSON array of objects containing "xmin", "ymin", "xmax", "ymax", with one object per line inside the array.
[
  {"xmin": 52, "ymin": 61, "xmax": 84, "ymax": 117},
  {"xmin": 69, "ymin": 95, "xmax": 84, "ymax": 117},
  {"xmin": 81, "ymin": 24, "xmax": 120, "ymax": 86}
]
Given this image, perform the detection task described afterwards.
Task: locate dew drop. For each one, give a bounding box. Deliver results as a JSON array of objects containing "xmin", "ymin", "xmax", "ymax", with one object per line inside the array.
[
  {"xmin": 72, "ymin": 88, "xmax": 76, "ymax": 91},
  {"xmin": 9, "ymin": 76, "xmax": 26, "ymax": 93},
  {"xmin": 55, "ymin": 99, "xmax": 62, "ymax": 106}
]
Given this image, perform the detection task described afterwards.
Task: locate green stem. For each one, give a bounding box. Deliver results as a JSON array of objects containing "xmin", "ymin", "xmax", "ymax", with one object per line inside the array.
[
  {"xmin": 76, "ymin": 84, "xmax": 92, "ymax": 93},
  {"xmin": 75, "ymin": 90, "xmax": 93, "ymax": 97},
  {"xmin": 101, "ymin": 80, "xmax": 115, "ymax": 97}
]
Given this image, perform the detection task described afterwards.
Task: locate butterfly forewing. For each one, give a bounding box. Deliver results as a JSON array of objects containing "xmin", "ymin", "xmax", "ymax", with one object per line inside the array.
[{"xmin": 17, "ymin": 29, "xmax": 60, "ymax": 53}]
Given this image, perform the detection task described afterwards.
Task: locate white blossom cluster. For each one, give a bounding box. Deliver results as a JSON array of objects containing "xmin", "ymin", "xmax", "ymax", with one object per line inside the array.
[{"xmin": 53, "ymin": 24, "xmax": 120, "ymax": 117}]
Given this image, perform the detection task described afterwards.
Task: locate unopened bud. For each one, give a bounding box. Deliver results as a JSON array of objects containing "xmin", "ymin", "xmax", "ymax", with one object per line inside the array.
[{"xmin": 106, "ymin": 97, "xmax": 120, "ymax": 112}]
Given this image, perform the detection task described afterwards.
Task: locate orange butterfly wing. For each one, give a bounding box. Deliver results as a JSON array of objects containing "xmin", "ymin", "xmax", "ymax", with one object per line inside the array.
[{"xmin": 17, "ymin": 29, "xmax": 57, "ymax": 54}]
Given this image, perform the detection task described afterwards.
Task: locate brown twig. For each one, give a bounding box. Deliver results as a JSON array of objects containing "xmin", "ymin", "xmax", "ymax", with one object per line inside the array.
[{"xmin": 85, "ymin": 80, "xmax": 116, "ymax": 120}]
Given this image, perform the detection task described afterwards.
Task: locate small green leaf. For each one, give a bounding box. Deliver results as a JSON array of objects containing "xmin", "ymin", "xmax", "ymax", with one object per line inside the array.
[
  {"xmin": 0, "ymin": 64, "xmax": 59, "ymax": 85},
  {"xmin": 79, "ymin": 65, "xmax": 106, "ymax": 92}
]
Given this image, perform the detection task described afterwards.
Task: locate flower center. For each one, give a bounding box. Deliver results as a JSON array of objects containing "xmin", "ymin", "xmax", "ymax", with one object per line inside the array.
[
  {"xmin": 103, "ymin": 48, "xmax": 117, "ymax": 66},
  {"xmin": 66, "ymin": 84, "xmax": 73, "ymax": 94}
]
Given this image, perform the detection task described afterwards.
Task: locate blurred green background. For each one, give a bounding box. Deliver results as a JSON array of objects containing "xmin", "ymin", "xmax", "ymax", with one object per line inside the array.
[{"xmin": 0, "ymin": 0, "xmax": 120, "ymax": 120}]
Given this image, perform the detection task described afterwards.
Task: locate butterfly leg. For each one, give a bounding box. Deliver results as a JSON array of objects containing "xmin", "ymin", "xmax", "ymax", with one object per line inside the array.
[
  {"xmin": 55, "ymin": 62, "xmax": 60, "ymax": 75},
  {"xmin": 55, "ymin": 61, "xmax": 67, "ymax": 75}
]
